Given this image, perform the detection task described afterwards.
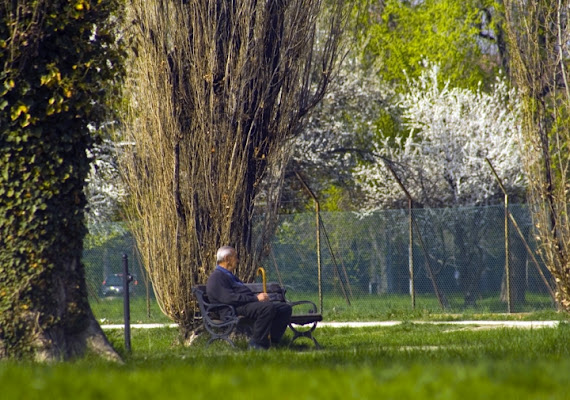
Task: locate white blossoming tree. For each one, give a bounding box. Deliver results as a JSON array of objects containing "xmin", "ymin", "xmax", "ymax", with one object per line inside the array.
[
  {"xmin": 356, "ymin": 64, "xmax": 527, "ymax": 307},
  {"xmin": 84, "ymin": 138, "xmax": 127, "ymax": 245},
  {"xmin": 357, "ymin": 64, "xmax": 524, "ymax": 209},
  {"xmin": 286, "ymin": 57, "xmax": 395, "ymax": 210}
]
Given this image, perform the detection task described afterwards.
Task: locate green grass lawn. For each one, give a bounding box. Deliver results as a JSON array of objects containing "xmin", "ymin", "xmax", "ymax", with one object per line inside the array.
[
  {"xmin": 1, "ymin": 322, "xmax": 570, "ymax": 399},
  {"xmin": 90, "ymin": 295, "xmax": 172, "ymax": 325},
  {"xmin": 90, "ymin": 291, "xmax": 565, "ymax": 325}
]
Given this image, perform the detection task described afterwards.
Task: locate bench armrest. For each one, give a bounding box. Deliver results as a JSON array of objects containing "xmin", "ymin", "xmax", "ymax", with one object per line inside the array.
[
  {"xmin": 192, "ymin": 286, "xmax": 239, "ymax": 326},
  {"xmin": 203, "ymin": 303, "xmax": 238, "ymax": 322},
  {"xmin": 289, "ymin": 299, "xmax": 319, "ymax": 315}
]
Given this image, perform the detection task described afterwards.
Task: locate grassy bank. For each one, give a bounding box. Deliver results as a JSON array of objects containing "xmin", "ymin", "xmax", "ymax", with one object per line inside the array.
[{"xmin": 1, "ymin": 322, "xmax": 570, "ymax": 399}]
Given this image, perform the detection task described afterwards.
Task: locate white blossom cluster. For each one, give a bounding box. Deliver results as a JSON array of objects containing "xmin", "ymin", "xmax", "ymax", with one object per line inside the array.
[
  {"xmin": 84, "ymin": 138, "xmax": 127, "ymax": 236},
  {"xmin": 355, "ymin": 63, "xmax": 526, "ymax": 210},
  {"xmin": 292, "ymin": 58, "xmax": 394, "ymax": 184}
]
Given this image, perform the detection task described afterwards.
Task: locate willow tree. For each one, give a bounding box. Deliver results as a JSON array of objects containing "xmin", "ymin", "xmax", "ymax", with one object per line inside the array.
[
  {"xmin": 0, "ymin": 0, "xmax": 125, "ymax": 360},
  {"xmin": 121, "ymin": 1, "xmax": 348, "ymax": 331},
  {"xmin": 505, "ymin": 1, "xmax": 570, "ymax": 310}
]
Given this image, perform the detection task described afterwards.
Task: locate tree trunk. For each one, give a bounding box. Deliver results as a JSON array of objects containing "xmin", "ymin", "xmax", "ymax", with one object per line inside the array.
[
  {"xmin": 456, "ymin": 225, "xmax": 477, "ymax": 307},
  {"xmin": 369, "ymin": 224, "xmax": 387, "ymax": 294},
  {"xmin": 0, "ymin": 184, "xmax": 121, "ymax": 362},
  {"xmin": 29, "ymin": 258, "xmax": 120, "ymax": 362},
  {"xmin": 1, "ymin": 0, "xmax": 126, "ymax": 361},
  {"xmin": 0, "ymin": 186, "xmax": 121, "ymax": 362},
  {"xmin": 509, "ymin": 224, "xmax": 527, "ymax": 308},
  {"xmin": 455, "ymin": 218, "xmax": 485, "ymax": 308}
]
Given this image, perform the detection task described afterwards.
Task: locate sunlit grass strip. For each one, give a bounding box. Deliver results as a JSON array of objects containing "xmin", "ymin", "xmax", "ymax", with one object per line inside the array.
[{"xmin": 90, "ymin": 293, "xmax": 567, "ymax": 325}]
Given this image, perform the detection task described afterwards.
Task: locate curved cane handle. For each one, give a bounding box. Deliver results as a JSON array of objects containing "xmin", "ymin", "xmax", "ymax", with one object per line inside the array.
[{"xmin": 257, "ymin": 267, "xmax": 267, "ymax": 293}]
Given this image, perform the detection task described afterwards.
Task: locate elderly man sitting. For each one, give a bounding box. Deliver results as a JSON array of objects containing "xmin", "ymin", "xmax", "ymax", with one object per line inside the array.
[{"xmin": 206, "ymin": 246, "xmax": 292, "ymax": 350}]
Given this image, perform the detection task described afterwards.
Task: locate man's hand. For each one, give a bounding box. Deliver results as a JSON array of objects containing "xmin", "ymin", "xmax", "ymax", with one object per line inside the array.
[{"xmin": 257, "ymin": 292, "xmax": 269, "ymax": 302}]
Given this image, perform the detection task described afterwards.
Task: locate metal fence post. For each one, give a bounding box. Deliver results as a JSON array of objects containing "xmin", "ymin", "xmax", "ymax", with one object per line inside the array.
[
  {"xmin": 505, "ymin": 192, "xmax": 512, "ymax": 313},
  {"xmin": 486, "ymin": 158, "xmax": 513, "ymax": 313},
  {"xmin": 408, "ymin": 198, "xmax": 415, "ymax": 309},
  {"xmin": 122, "ymin": 253, "xmax": 131, "ymax": 353},
  {"xmin": 295, "ymin": 171, "xmax": 323, "ymax": 314}
]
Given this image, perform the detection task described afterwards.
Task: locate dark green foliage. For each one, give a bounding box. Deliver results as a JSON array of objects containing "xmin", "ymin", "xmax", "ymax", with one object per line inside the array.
[{"xmin": 0, "ymin": 0, "xmax": 125, "ymax": 358}]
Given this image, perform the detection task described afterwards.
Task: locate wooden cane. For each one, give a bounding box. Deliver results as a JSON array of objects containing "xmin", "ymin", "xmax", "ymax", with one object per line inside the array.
[
  {"xmin": 257, "ymin": 266, "xmax": 270, "ymax": 344},
  {"xmin": 257, "ymin": 267, "xmax": 267, "ymax": 293}
]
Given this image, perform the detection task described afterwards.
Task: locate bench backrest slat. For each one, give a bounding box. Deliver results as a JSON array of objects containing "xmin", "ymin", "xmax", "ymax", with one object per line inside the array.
[{"xmin": 194, "ymin": 283, "xmax": 286, "ymax": 303}]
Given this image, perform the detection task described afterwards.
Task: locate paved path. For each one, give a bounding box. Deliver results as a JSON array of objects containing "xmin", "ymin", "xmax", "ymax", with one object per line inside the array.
[
  {"xmin": 101, "ymin": 320, "xmax": 562, "ymax": 330},
  {"xmin": 319, "ymin": 320, "xmax": 561, "ymax": 328}
]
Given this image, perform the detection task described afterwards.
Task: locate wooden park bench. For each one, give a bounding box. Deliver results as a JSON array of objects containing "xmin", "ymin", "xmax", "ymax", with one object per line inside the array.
[{"xmin": 192, "ymin": 282, "xmax": 322, "ymax": 349}]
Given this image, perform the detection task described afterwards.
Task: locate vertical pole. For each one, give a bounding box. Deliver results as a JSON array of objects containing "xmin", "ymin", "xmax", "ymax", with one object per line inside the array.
[
  {"xmin": 122, "ymin": 253, "xmax": 131, "ymax": 353},
  {"xmin": 316, "ymin": 200, "xmax": 323, "ymax": 314},
  {"xmin": 294, "ymin": 171, "xmax": 323, "ymax": 314},
  {"xmin": 408, "ymin": 198, "xmax": 415, "ymax": 309},
  {"xmin": 505, "ymin": 193, "xmax": 512, "ymax": 313},
  {"xmin": 486, "ymin": 158, "xmax": 557, "ymax": 309}
]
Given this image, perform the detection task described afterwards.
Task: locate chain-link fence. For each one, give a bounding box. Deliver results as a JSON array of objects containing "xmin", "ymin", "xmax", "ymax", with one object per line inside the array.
[{"xmin": 85, "ymin": 204, "xmax": 557, "ymax": 324}]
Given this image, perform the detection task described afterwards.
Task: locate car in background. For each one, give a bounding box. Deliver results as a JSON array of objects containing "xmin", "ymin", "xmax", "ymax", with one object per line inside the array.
[{"xmin": 101, "ymin": 273, "xmax": 138, "ymax": 297}]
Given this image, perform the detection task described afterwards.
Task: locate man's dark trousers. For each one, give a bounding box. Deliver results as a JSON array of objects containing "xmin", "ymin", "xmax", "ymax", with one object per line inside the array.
[{"xmin": 236, "ymin": 301, "xmax": 292, "ymax": 347}]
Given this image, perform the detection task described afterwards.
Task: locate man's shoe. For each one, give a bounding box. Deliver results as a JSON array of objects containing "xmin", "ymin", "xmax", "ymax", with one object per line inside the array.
[{"xmin": 248, "ymin": 339, "xmax": 268, "ymax": 350}]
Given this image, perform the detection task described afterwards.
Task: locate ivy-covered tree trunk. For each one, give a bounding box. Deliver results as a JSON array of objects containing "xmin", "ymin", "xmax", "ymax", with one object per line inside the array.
[{"xmin": 0, "ymin": 0, "xmax": 124, "ymax": 361}]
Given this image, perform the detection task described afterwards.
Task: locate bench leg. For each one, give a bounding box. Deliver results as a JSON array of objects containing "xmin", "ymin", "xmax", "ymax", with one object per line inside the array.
[
  {"xmin": 288, "ymin": 323, "xmax": 321, "ymax": 349},
  {"xmin": 202, "ymin": 319, "xmax": 241, "ymax": 348},
  {"xmin": 207, "ymin": 336, "xmax": 236, "ymax": 348}
]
